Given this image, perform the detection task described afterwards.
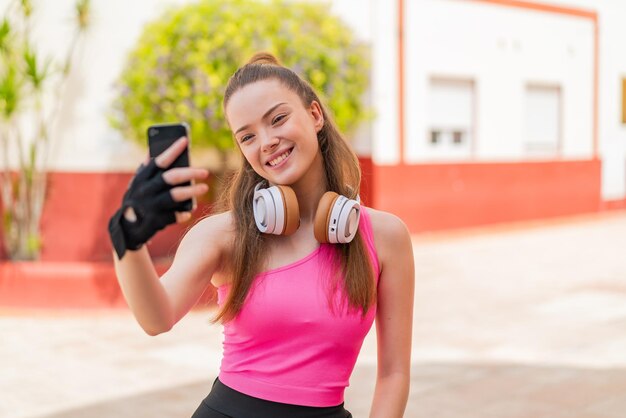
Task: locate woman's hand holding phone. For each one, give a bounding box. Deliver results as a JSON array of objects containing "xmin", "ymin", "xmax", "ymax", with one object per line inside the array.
[
  {"xmin": 108, "ymin": 136, "xmax": 209, "ymax": 260},
  {"xmin": 153, "ymin": 136, "xmax": 209, "ymax": 222}
]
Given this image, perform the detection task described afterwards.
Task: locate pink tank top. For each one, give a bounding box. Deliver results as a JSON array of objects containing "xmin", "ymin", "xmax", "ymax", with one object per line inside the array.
[{"xmin": 216, "ymin": 207, "xmax": 380, "ymax": 407}]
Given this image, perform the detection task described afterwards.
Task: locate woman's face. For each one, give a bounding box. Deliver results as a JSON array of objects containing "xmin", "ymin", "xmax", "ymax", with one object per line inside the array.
[{"xmin": 225, "ymin": 79, "xmax": 324, "ymax": 186}]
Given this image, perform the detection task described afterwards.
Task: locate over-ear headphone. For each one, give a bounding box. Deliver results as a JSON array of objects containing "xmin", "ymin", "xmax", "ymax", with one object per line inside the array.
[{"xmin": 252, "ymin": 182, "xmax": 360, "ymax": 244}]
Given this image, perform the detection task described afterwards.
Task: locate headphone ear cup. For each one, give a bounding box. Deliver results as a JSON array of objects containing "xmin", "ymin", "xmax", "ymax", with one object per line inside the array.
[
  {"xmin": 334, "ymin": 198, "xmax": 360, "ymax": 244},
  {"xmin": 253, "ymin": 183, "xmax": 277, "ymax": 234},
  {"xmin": 253, "ymin": 183, "xmax": 300, "ymax": 235},
  {"xmin": 314, "ymin": 192, "xmax": 361, "ymax": 244},
  {"xmin": 277, "ymin": 185, "xmax": 300, "ymax": 236},
  {"xmin": 314, "ymin": 191, "xmax": 339, "ymax": 243}
]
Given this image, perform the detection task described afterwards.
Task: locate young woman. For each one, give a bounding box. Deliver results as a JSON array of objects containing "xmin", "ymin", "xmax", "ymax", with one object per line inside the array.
[{"xmin": 108, "ymin": 53, "xmax": 414, "ymax": 418}]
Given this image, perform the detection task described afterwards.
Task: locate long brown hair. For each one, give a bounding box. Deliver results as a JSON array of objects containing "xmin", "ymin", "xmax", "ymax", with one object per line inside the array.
[{"xmin": 213, "ymin": 52, "xmax": 376, "ymax": 323}]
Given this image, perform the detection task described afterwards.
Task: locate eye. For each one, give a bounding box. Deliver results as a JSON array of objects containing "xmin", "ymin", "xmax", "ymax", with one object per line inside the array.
[
  {"xmin": 239, "ymin": 133, "xmax": 254, "ymax": 143},
  {"xmin": 272, "ymin": 114, "xmax": 287, "ymax": 125}
]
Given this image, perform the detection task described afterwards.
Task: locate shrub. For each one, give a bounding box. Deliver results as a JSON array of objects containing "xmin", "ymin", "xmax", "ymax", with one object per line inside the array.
[{"xmin": 110, "ymin": 0, "xmax": 370, "ymax": 167}]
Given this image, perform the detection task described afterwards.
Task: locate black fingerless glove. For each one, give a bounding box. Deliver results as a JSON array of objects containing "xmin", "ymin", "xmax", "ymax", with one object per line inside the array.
[{"xmin": 108, "ymin": 159, "xmax": 187, "ymax": 259}]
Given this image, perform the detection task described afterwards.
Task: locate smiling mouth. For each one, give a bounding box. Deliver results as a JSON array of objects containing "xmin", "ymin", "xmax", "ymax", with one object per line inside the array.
[{"xmin": 267, "ymin": 148, "xmax": 293, "ymax": 167}]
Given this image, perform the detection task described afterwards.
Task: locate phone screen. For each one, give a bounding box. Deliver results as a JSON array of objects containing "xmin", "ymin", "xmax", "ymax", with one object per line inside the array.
[{"xmin": 147, "ymin": 123, "xmax": 194, "ymax": 211}]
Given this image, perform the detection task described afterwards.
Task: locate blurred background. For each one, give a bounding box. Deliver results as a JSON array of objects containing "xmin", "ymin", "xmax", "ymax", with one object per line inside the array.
[{"xmin": 1, "ymin": 0, "xmax": 626, "ymax": 417}]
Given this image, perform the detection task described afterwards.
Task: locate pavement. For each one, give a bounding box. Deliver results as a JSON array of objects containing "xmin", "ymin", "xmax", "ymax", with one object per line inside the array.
[{"xmin": 2, "ymin": 211, "xmax": 626, "ymax": 418}]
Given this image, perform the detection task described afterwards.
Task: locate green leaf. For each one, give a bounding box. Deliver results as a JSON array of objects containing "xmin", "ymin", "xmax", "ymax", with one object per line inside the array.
[
  {"xmin": 75, "ymin": 0, "xmax": 91, "ymax": 30},
  {"xmin": 0, "ymin": 19, "xmax": 11, "ymax": 53},
  {"xmin": 20, "ymin": 0, "xmax": 33, "ymax": 18},
  {"xmin": 26, "ymin": 233, "xmax": 42, "ymax": 254},
  {"xmin": 0, "ymin": 64, "xmax": 21, "ymax": 119},
  {"xmin": 23, "ymin": 45, "xmax": 52, "ymax": 90}
]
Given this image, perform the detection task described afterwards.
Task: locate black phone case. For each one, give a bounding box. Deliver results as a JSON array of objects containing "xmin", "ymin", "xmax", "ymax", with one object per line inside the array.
[{"xmin": 147, "ymin": 123, "xmax": 193, "ymax": 212}]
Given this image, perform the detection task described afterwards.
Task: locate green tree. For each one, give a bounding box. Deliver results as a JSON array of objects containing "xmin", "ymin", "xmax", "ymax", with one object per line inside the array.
[
  {"xmin": 110, "ymin": 0, "xmax": 370, "ymax": 171},
  {"xmin": 0, "ymin": 0, "xmax": 90, "ymax": 260}
]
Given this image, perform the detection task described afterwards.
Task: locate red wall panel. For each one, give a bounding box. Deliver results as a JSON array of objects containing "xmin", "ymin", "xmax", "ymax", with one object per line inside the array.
[
  {"xmin": 38, "ymin": 172, "xmax": 211, "ymax": 262},
  {"xmin": 373, "ymin": 159, "xmax": 603, "ymax": 232}
]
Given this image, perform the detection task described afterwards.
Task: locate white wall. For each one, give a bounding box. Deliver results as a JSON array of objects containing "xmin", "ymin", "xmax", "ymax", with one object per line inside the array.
[
  {"xmin": 384, "ymin": 0, "xmax": 624, "ymax": 200},
  {"xmin": 370, "ymin": 0, "xmax": 400, "ymax": 165},
  {"xmin": 402, "ymin": 0, "xmax": 594, "ymax": 163},
  {"xmin": 506, "ymin": 0, "xmax": 626, "ymax": 200},
  {"xmin": 544, "ymin": 0, "xmax": 626, "ymax": 200}
]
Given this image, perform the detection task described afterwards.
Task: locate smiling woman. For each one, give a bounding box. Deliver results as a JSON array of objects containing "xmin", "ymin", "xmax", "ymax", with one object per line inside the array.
[{"xmin": 108, "ymin": 52, "xmax": 415, "ymax": 418}]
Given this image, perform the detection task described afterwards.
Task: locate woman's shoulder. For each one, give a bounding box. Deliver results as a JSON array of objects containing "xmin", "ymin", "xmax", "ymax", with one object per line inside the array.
[
  {"xmin": 182, "ymin": 210, "xmax": 236, "ymax": 250},
  {"xmin": 364, "ymin": 207, "xmax": 412, "ymax": 264},
  {"xmin": 193, "ymin": 210, "xmax": 236, "ymax": 231},
  {"xmin": 365, "ymin": 207, "xmax": 410, "ymax": 241}
]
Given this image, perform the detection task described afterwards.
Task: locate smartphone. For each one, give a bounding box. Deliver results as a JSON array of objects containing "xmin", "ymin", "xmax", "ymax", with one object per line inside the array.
[{"xmin": 147, "ymin": 122, "xmax": 195, "ymax": 212}]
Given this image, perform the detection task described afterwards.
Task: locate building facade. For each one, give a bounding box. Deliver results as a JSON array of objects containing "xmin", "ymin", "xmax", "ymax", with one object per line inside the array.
[
  {"xmin": 1, "ymin": 0, "xmax": 625, "ymax": 263},
  {"xmin": 369, "ymin": 0, "xmax": 626, "ymax": 232}
]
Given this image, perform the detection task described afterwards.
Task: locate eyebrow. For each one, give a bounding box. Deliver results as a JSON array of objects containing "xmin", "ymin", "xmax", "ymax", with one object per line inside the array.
[{"xmin": 234, "ymin": 102, "xmax": 288, "ymax": 135}]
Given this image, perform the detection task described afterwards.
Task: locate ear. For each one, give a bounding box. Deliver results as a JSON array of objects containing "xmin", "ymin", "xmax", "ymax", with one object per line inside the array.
[{"xmin": 309, "ymin": 100, "xmax": 324, "ymax": 133}]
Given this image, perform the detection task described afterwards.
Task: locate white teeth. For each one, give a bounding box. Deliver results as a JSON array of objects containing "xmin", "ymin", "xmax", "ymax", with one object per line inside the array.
[{"xmin": 269, "ymin": 149, "xmax": 291, "ymax": 166}]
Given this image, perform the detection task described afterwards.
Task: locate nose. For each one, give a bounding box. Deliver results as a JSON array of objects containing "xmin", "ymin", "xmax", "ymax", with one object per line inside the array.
[{"xmin": 261, "ymin": 131, "xmax": 279, "ymax": 153}]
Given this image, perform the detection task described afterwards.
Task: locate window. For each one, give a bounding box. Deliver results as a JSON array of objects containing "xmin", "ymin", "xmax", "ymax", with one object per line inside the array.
[
  {"xmin": 427, "ymin": 78, "xmax": 474, "ymax": 159},
  {"xmin": 430, "ymin": 130, "xmax": 441, "ymax": 144},
  {"xmin": 524, "ymin": 85, "xmax": 560, "ymax": 155},
  {"xmin": 452, "ymin": 130, "xmax": 464, "ymax": 144}
]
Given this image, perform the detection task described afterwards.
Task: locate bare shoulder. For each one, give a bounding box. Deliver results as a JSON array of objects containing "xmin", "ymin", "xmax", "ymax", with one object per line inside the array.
[
  {"xmin": 365, "ymin": 208, "xmax": 412, "ymax": 267},
  {"xmin": 187, "ymin": 210, "xmax": 235, "ymax": 238},
  {"xmin": 178, "ymin": 210, "xmax": 236, "ymax": 257},
  {"xmin": 366, "ymin": 208, "xmax": 411, "ymax": 244}
]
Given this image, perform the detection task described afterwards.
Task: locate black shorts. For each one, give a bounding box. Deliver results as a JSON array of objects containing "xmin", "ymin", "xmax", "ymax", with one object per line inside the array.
[{"xmin": 191, "ymin": 377, "xmax": 352, "ymax": 418}]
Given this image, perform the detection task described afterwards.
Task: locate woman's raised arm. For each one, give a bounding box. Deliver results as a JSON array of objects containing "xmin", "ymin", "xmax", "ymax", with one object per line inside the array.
[{"xmin": 110, "ymin": 137, "xmax": 222, "ymax": 335}]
